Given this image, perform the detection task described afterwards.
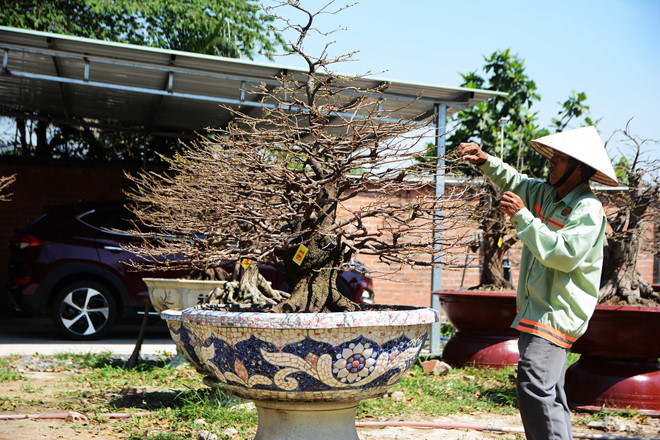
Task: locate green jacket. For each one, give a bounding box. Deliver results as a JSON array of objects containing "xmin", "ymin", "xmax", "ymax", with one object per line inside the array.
[{"xmin": 479, "ymin": 156, "xmax": 607, "ymax": 348}]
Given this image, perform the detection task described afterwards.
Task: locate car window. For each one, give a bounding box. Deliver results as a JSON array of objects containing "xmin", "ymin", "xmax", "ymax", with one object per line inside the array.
[
  {"xmin": 79, "ymin": 207, "xmax": 154, "ymax": 235},
  {"xmin": 79, "ymin": 209, "xmax": 120, "ymax": 230}
]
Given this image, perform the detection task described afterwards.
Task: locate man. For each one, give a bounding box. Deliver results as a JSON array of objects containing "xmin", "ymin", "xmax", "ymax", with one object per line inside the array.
[{"xmin": 457, "ymin": 126, "xmax": 618, "ymax": 440}]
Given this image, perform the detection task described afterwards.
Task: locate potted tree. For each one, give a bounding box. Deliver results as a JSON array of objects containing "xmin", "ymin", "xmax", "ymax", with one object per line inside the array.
[
  {"xmin": 124, "ymin": 3, "xmax": 479, "ymax": 439},
  {"xmin": 564, "ymin": 125, "xmax": 660, "ymax": 414}
]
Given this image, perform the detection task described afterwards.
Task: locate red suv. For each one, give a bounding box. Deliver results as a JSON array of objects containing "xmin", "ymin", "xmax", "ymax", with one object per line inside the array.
[{"xmin": 7, "ymin": 200, "xmax": 374, "ymax": 340}]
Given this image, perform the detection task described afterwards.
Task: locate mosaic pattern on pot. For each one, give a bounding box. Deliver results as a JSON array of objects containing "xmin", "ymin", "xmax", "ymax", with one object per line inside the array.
[
  {"xmin": 188, "ymin": 322, "xmax": 430, "ymax": 401},
  {"xmin": 162, "ymin": 311, "xmax": 211, "ymax": 375}
]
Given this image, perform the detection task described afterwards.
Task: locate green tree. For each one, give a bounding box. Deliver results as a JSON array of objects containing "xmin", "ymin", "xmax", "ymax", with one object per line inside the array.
[
  {"xmin": 551, "ymin": 90, "xmax": 598, "ymax": 133},
  {"xmin": 0, "ymin": 0, "xmax": 284, "ymax": 60},
  {"xmin": 447, "ymin": 49, "xmax": 543, "ymax": 178},
  {"xmin": 0, "ymin": 0, "xmax": 285, "ymax": 162}
]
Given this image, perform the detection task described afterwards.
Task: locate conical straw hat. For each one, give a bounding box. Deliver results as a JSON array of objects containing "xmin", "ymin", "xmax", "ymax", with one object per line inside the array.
[{"xmin": 529, "ymin": 126, "xmax": 618, "ymax": 186}]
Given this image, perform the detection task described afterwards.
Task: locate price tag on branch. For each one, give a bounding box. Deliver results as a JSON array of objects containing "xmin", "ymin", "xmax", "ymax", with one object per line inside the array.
[{"xmin": 293, "ymin": 244, "xmax": 308, "ymax": 266}]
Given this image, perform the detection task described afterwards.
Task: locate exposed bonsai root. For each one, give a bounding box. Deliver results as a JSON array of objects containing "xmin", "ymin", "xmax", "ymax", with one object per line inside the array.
[
  {"xmin": 469, "ymin": 282, "xmax": 514, "ymax": 291},
  {"xmin": 207, "ymin": 280, "xmax": 290, "ymax": 306},
  {"xmin": 599, "ymin": 273, "xmax": 659, "ymax": 306},
  {"xmin": 189, "ymin": 264, "xmax": 290, "ymax": 306},
  {"xmin": 271, "ymin": 271, "xmax": 361, "ymax": 313}
]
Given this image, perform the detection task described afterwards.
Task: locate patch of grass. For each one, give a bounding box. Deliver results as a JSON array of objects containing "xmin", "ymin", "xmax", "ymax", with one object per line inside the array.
[
  {"xmin": 52, "ymin": 351, "xmax": 117, "ymax": 368},
  {"xmin": 567, "ymin": 352, "xmax": 580, "ymax": 367},
  {"xmin": 0, "ymin": 356, "xmax": 24, "ymax": 381},
  {"xmin": 359, "ymin": 362, "xmax": 519, "ymax": 418},
  {"xmin": 64, "ymin": 356, "xmax": 197, "ymax": 397},
  {"xmin": 578, "ymin": 406, "xmax": 649, "ymax": 425},
  {"xmin": 116, "ymin": 388, "xmax": 258, "ymax": 440},
  {"xmin": 1, "ymin": 396, "xmax": 46, "ymax": 408},
  {"xmin": 19, "ymin": 383, "xmax": 44, "ymax": 393}
]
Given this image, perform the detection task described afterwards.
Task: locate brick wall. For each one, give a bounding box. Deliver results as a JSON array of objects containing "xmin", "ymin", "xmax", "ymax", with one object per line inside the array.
[{"xmin": 0, "ymin": 162, "xmax": 656, "ymax": 307}]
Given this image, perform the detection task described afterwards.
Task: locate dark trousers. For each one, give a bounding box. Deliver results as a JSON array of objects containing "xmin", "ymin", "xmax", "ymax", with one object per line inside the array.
[{"xmin": 517, "ymin": 332, "xmax": 572, "ymax": 440}]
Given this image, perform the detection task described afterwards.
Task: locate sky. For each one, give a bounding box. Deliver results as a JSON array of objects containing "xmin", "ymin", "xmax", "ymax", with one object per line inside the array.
[{"xmin": 257, "ymin": 0, "xmax": 660, "ymax": 162}]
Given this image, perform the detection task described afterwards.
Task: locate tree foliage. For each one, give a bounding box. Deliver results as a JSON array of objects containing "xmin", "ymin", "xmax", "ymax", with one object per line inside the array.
[
  {"xmin": 0, "ymin": 0, "xmax": 284, "ymax": 59},
  {"xmin": 125, "ymin": 2, "xmax": 481, "ymax": 313}
]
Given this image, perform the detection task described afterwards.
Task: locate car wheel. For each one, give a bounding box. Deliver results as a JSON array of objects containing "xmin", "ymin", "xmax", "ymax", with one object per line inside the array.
[{"xmin": 52, "ymin": 281, "xmax": 117, "ymax": 340}]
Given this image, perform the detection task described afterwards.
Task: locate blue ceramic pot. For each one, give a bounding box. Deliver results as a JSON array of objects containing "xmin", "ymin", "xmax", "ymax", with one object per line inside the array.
[{"xmin": 162, "ymin": 305, "xmax": 439, "ymax": 401}]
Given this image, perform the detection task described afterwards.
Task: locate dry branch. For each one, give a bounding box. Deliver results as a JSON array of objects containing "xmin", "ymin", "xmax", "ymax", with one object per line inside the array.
[{"xmin": 124, "ymin": 2, "xmax": 484, "ymax": 312}]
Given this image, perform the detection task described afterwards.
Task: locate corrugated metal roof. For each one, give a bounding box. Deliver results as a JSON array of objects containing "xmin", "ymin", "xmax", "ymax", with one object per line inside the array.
[{"xmin": 0, "ymin": 26, "xmax": 505, "ymax": 137}]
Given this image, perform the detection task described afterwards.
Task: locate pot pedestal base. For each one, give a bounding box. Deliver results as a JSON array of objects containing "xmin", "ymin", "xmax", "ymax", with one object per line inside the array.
[
  {"xmin": 565, "ymin": 356, "xmax": 660, "ymax": 416},
  {"xmin": 442, "ymin": 332, "xmax": 519, "ymax": 368},
  {"xmin": 253, "ymin": 400, "xmax": 359, "ymax": 440}
]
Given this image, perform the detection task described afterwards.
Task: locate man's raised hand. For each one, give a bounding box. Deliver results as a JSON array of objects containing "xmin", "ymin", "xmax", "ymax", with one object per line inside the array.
[{"xmin": 457, "ymin": 142, "xmax": 488, "ymax": 165}]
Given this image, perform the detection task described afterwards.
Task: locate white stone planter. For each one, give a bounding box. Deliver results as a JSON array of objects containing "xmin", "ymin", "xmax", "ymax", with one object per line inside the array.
[
  {"xmin": 144, "ymin": 278, "xmax": 227, "ymax": 314},
  {"xmin": 162, "ymin": 305, "xmax": 439, "ymax": 440}
]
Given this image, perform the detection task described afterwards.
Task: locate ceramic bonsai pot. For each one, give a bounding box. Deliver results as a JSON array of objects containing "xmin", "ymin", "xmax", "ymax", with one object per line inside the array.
[
  {"xmin": 144, "ymin": 278, "xmax": 227, "ymax": 314},
  {"xmin": 565, "ymin": 304, "xmax": 660, "ymax": 415},
  {"xmin": 162, "ymin": 305, "xmax": 439, "ymax": 440},
  {"xmin": 435, "ymin": 290, "xmax": 519, "ymax": 368}
]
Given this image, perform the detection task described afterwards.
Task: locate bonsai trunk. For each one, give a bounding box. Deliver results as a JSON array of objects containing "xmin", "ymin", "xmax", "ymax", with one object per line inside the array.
[
  {"xmin": 600, "ymin": 230, "xmax": 655, "ymax": 305},
  {"xmin": 599, "ymin": 176, "xmax": 659, "ymax": 306},
  {"xmin": 272, "ymin": 182, "xmax": 360, "ymax": 313},
  {"xmin": 273, "ymin": 236, "xmax": 359, "ymax": 313}
]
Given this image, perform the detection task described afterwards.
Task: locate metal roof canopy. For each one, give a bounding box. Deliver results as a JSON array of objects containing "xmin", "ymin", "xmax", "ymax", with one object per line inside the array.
[{"xmin": 0, "ymin": 26, "xmax": 504, "ymax": 138}]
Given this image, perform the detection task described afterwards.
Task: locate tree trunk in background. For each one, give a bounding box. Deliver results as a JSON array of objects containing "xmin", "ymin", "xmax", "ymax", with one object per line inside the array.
[
  {"xmin": 599, "ymin": 174, "xmax": 658, "ymax": 306},
  {"xmin": 600, "ymin": 230, "xmax": 654, "ymax": 305},
  {"xmin": 478, "ymin": 183, "xmax": 514, "ymax": 290}
]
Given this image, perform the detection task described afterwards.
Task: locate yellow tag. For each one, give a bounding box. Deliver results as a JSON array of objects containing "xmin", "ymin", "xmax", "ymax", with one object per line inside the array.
[
  {"xmin": 293, "ymin": 244, "xmax": 308, "ymax": 266},
  {"xmin": 241, "ymin": 258, "xmax": 251, "ymax": 269},
  {"xmin": 497, "ymin": 236, "xmax": 503, "ymax": 248}
]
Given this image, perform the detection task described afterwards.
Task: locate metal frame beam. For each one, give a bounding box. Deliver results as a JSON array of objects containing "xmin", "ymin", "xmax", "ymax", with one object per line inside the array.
[{"xmin": 430, "ymin": 103, "xmax": 447, "ymax": 356}]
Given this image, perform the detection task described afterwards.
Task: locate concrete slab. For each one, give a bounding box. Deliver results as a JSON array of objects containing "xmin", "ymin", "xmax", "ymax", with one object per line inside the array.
[{"xmin": 0, "ymin": 311, "xmax": 176, "ymax": 357}]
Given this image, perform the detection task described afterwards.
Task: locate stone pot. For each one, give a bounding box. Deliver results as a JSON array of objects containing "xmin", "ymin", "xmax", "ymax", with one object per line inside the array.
[
  {"xmin": 565, "ymin": 304, "xmax": 660, "ymax": 415},
  {"xmin": 144, "ymin": 278, "xmax": 227, "ymax": 314},
  {"xmin": 435, "ymin": 290, "xmax": 519, "ymax": 368},
  {"xmin": 162, "ymin": 305, "xmax": 439, "ymax": 440}
]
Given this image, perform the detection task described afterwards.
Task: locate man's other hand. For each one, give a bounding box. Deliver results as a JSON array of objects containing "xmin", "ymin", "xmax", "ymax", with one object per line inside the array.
[
  {"xmin": 500, "ymin": 191, "xmax": 525, "ymax": 217},
  {"xmin": 457, "ymin": 142, "xmax": 488, "ymax": 165}
]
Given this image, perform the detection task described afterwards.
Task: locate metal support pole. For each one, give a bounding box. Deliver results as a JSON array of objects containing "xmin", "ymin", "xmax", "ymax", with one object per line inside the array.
[
  {"xmin": 430, "ymin": 103, "xmax": 446, "ymax": 356},
  {"xmin": 498, "ymin": 116, "xmax": 509, "ymax": 160},
  {"xmin": 500, "ymin": 123, "xmax": 504, "ymax": 160}
]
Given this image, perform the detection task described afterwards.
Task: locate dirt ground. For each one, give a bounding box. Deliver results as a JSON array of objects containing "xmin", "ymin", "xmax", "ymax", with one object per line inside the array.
[
  {"xmin": 0, "ymin": 371, "xmax": 124, "ymax": 440},
  {"xmin": 1, "ymin": 371, "xmax": 659, "ymax": 440}
]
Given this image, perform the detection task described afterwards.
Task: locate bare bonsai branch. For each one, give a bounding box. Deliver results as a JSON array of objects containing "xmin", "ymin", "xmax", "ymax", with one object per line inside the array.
[
  {"xmin": 124, "ymin": 2, "xmax": 483, "ymax": 312},
  {"xmin": 598, "ymin": 122, "xmax": 660, "ymax": 305}
]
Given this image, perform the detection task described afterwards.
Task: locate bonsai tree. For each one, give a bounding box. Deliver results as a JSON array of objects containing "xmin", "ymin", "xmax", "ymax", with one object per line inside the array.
[
  {"xmin": 125, "ymin": 1, "xmax": 479, "ymax": 313},
  {"xmin": 598, "ymin": 123, "xmax": 660, "ymax": 306}
]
